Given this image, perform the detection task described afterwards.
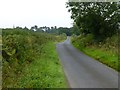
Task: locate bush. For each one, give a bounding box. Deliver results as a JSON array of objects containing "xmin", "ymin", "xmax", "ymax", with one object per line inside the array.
[
  {"xmin": 72, "ymin": 34, "xmax": 93, "ymax": 49},
  {"xmin": 2, "ymin": 29, "xmax": 59, "ymax": 87},
  {"xmin": 71, "ymin": 33, "xmax": 119, "ymax": 71}
]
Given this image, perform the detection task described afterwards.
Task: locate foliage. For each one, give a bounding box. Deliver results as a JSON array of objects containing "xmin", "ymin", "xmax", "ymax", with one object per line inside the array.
[
  {"xmin": 66, "ymin": 2, "xmax": 119, "ymax": 41},
  {"xmin": 46, "ymin": 27, "xmax": 72, "ymax": 36},
  {"xmin": 2, "ymin": 28, "xmax": 66, "ymax": 88},
  {"xmin": 72, "ymin": 34, "xmax": 93, "ymax": 49},
  {"xmin": 69, "ymin": 24, "xmax": 80, "ymax": 35},
  {"xmin": 14, "ymin": 42, "xmax": 67, "ymax": 88},
  {"xmin": 30, "ymin": 25, "xmax": 75, "ymax": 36},
  {"xmin": 71, "ymin": 35, "xmax": 119, "ymax": 71},
  {"xmin": 67, "ymin": 2, "xmax": 119, "ymax": 71}
]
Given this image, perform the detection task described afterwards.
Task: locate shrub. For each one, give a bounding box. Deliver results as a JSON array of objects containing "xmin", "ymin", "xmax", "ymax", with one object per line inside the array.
[{"xmin": 2, "ymin": 29, "xmax": 57, "ymax": 87}]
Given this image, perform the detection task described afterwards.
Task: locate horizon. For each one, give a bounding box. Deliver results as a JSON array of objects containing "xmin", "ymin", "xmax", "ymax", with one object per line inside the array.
[{"xmin": 1, "ymin": 25, "xmax": 73, "ymax": 29}]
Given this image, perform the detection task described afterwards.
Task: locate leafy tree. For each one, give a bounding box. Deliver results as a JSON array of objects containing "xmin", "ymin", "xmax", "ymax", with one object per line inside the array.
[
  {"xmin": 66, "ymin": 2, "xmax": 120, "ymax": 41},
  {"xmin": 70, "ymin": 23, "xmax": 80, "ymax": 35},
  {"xmin": 24, "ymin": 26, "xmax": 29, "ymax": 31}
]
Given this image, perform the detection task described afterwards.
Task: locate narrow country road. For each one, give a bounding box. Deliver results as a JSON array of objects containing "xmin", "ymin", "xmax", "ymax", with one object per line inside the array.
[{"xmin": 56, "ymin": 37, "xmax": 118, "ymax": 88}]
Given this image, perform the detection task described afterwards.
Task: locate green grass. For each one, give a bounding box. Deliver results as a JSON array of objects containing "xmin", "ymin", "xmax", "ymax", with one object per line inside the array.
[
  {"xmin": 82, "ymin": 47, "xmax": 118, "ymax": 71},
  {"xmin": 14, "ymin": 42, "xmax": 67, "ymax": 88},
  {"xmin": 72, "ymin": 37, "xmax": 119, "ymax": 72},
  {"xmin": 2, "ymin": 29, "xmax": 67, "ymax": 88}
]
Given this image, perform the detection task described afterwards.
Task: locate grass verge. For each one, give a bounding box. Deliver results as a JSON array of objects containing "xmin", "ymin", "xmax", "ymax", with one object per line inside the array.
[
  {"xmin": 71, "ymin": 37, "xmax": 119, "ymax": 72},
  {"xmin": 2, "ymin": 29, "xmax": 67, "ymax": 88},
  {"xmin": 14, "ymin": 42, "xmax": 67, "ymax": 88}
]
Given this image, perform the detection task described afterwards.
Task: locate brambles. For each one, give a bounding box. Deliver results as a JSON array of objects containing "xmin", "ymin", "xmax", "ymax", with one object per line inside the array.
[{"xmin": 2, "ymin": 28, "xmax": 66, "ymax": 87}]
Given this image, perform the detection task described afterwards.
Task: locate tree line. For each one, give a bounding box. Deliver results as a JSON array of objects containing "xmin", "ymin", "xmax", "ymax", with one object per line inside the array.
[
  {"xmin": 3, "ymin": 25, "xmax": 81, "ymax": 36},
  {"xmin": 30, "ymin": 25, "xmax": 80, "ymax": 36}
]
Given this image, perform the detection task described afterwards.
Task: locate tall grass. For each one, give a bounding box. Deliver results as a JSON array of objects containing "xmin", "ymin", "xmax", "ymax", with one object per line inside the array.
[
  {"xmin": 2, "ymin": 28, "xmax": 67, "ymax": 88},
  {"xmin": 71, "ymin": 34, "xmax": 119, "ymax": 72},
  {"xmin": 14, "ymin": 42, "xmax": 67, "ymax": 88}
]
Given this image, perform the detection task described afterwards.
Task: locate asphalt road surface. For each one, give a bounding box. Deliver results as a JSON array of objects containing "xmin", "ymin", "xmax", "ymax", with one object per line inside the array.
[{"xmin": 56, "ymin": 36, "xmax": 118, "ymax": 88}]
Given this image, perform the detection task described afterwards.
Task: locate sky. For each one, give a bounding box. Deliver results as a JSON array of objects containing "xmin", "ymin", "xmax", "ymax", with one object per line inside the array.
[{"xmin": 0, "ymin": 0, "xmax": 73, "ymax": 29}]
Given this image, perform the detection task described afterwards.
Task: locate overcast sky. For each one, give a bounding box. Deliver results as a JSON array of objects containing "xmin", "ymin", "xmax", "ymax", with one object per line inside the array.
[{"xmin": 0, "ymin": 0, "xmax": 73, "ymax": 28}]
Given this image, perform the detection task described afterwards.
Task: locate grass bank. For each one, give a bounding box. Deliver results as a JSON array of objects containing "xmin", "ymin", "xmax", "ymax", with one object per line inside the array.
[
  {"xmin": 14, "ymin": 42, "xmax": 67, "ymax": 88},
  {"xmin": 2, "ymin": 29, "xmax": 67, "ymax": 88},
  {"xmin": 71, "ymin": 35, "xmax": 119, "ymax": 72}
]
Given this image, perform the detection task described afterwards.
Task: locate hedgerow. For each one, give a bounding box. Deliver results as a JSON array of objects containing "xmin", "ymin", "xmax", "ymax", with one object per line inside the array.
[{"xmin": 2, "ymin": 28, "xmax": 66, "ymax": 87}]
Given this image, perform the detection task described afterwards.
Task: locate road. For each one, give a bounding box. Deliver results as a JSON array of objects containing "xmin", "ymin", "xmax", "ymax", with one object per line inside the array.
[{"xmin": 56, "ymin": 37, "xmax": 118, "ymax": 88}]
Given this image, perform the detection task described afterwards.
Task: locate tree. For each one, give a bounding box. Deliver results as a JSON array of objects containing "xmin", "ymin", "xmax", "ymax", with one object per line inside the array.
[
  {"xmin": 70, "ymin": 23, "xmax": 80, "ymax": 35},
  {"xmin": 24, "ymin": 26, "xmax": 29, "ymax": 31},
  {"xmin": 66, "ymin": 2, "xmax": 119, "ymax": 41},
  {"xmin": 30, "ymin": 25, "xmax": 38, "ymax": 31}
]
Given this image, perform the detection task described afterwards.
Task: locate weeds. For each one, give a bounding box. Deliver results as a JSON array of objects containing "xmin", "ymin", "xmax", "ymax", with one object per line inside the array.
[
  {"xmin": 71, "ymin": 34, "xmax": 119, "ymax": 72},
  {"xmin": 2, "ymin": 28, "xmax": 67, "ymax": 88}
]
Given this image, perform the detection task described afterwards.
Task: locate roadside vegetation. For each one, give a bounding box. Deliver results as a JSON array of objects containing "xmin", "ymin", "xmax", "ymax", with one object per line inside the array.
[
  {"xmin": 71, "ymin": 35, "xmax": 119, "ymax": 71},
  {"xmin": 0, "ymin": 29, "xmax": 2, "ymax": 89},
  {"xmin": 66, "ymin": 2, "xmax": 119, "ymax": 71},
  {"xmin": 2, "ymin": 28, "xmax": 67, "ymax": 88},
  {"xmin": 2, "ymin": 2, "xmax": 120, "ymax": 88}
]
